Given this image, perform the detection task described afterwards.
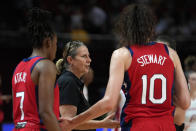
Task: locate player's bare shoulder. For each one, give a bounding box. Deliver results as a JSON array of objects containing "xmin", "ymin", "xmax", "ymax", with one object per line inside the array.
[
  {"xmin": 168, "ymin": 46, "xmax": 178, "ymax": 68},
  {"xmin": 35, "ymin": 59, "xmax": 57, "ymax": 74},
  {"xmin": 112, "ymin": 47, "xmax": 131, "ymax": 59},
  {"xmin": 112, "ymin": 47, "xmax": 132, "ymax": 70}
]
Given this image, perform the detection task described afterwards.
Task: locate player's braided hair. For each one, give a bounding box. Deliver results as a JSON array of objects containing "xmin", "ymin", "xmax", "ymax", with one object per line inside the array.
[
  {"xmin": 27, "ymin": 7, "xmax": 55, "ymax": 48},
  {"xmin": 115, "ymin": 4, "xmax": 156, "ymax": 46},
  {"xmin": 56, "ymin": 41, "xmax": 85, "ymax": 75}
]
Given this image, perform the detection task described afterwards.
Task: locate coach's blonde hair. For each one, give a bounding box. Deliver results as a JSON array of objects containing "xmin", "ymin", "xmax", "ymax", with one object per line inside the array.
[{"xmin": 56, "ymin": 41, "xmax": 85, "ymax": 75}]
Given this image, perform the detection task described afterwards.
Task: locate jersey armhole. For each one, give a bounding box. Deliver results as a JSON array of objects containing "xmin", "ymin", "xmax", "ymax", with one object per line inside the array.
[
  {"xmin": 163, "ymin": 44, "xmax": 169, "ymax": 55},
  {"xmin": 126, "ymin": 46, "xmax": 133, "ymax": 56},
  {"xmin": 30, "ymin": 58, "xmax": 46, "ymax": 73}
]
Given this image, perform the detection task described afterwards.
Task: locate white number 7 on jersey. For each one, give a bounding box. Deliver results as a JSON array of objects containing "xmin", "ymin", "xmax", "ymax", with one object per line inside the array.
[
  {"xmin": 141, "ymin": 74, "xmax": 167, "ymax": 104},
  {"xmin": 16, "ymin": 92, "xmax": 24, "ymax": 120}
]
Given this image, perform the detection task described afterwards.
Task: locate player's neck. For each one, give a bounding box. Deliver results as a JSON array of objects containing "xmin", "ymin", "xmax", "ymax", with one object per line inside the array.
[{"xmin": 31, "ymin": 49, "xmax": 48, "ymax": 58}]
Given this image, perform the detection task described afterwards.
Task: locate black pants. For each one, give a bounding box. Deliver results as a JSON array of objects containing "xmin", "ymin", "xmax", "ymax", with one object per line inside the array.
[{"xmin": 175, "ymin": 123, "xmax": 185, "ymax": 131}]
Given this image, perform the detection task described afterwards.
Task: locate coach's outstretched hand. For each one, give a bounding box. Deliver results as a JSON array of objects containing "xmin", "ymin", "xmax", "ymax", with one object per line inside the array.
[
  {"xmin": 59, "ymin": 113, "xmax": 120, "ymax": 131},
  {"xmin": 100, "ymin": 113, "xmax": 120, "ymax": 128},
  {"xmin": 59, "ymin": 117, "xmax": 73, "ymax": 131}
]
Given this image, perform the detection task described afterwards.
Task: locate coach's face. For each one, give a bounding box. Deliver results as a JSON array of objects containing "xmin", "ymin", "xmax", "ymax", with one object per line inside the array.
[{"xmin": 71, "ymin": 46, "xmax": 91, "ymax": 78}]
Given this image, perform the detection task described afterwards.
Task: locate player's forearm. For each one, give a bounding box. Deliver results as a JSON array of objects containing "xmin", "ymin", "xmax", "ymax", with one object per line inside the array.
[
  {"xmin": 71, "ymin": 98, "xmax": 113, "ymax": 129},
  {"xmin": 40, "ymin": 111, "xmax": 61, "ymax": 131},
  {"xmin": 75, "ymin": 119, "xmax": 120, "ymax": 129},
  {"xmin": 174, "ymin": 107, "xmax": 185, "ymax": 126},
  {"xmin": 175, "ymin": 89, "xmax": 190, "ymax": 110},
  {"xmin": 74, "ymin": 120, "xmax": 105, "ymax": 129}
]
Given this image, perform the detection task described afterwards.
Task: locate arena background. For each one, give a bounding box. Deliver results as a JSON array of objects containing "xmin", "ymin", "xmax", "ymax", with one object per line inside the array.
[{"xmin": 0, "ymin": 0, "xmax": 196, "ymax": 130}]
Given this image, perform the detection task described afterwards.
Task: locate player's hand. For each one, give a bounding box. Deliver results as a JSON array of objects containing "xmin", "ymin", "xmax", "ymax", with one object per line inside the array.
[
  {"xmin": 59, "ymin": 117, "xmax": 73, "ymax": 131},
  {"xmin": 101, "ymin": 113, "xmax": 120, "ymax": 128}
]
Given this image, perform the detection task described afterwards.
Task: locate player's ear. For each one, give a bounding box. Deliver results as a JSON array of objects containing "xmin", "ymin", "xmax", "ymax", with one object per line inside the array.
[{"xmin": 43, "ymin": 37, "xmax": 52, "ymax": 48}]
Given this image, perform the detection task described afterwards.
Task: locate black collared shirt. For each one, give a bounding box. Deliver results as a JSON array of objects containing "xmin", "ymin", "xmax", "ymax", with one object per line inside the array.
[{"xmin": 57, "ymin": 70, "xmax": 95, "ymax": 131}]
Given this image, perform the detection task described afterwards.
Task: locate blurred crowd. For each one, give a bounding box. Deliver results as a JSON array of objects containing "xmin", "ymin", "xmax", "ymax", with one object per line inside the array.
[{"xmin": 1, "ymin": 0, "xmax": 196, "ymax": 37}]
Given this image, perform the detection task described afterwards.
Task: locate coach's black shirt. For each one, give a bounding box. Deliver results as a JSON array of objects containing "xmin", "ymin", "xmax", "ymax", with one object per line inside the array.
[{"xmin": 57, "ymin": 70, "xmax": 95, "ymax": 131}]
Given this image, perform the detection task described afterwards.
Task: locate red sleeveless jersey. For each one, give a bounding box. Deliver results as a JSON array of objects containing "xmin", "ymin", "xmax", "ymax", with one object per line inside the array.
[
  {"xmin": 121, "ymin": 42, "xmax": 175, "ymax": 127},
  {"xmin": 12, "ymin": 56, "xmax": 59, "ymax": 128}
]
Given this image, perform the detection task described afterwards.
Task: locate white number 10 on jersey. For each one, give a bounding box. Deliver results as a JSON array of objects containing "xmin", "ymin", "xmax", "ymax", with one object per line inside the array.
[{"xmin": 141, "ymin": 74, "xmax": 166, "ymax": 104}]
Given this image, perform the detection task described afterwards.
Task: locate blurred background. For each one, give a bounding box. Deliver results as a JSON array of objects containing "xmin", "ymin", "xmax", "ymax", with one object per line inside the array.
[{"xmin": 0, "ymin": 0, "xmax": 196, "ymax": 130}]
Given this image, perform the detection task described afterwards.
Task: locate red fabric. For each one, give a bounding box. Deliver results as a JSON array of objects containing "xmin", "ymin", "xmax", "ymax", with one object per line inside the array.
[
  {"xmin": 13, "ymin": 127, "xmax": 44, "ymax": 131},
  {"xmin": 129, "ymin": 116, "xmax": 176, "ymax": 131},
  {"xmin": 12, "ymin": 56, "xmax": 59, "ymax": 127},
  {"xmin": 121, "ymin": 43, "xmax": 175, "ymax": 126},
  {"xmin": 13, "ymin": 121, "xmax": 46, "ymax": 131}
]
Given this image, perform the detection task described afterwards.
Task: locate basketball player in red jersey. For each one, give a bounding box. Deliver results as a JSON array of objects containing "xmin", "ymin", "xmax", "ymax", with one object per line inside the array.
[
  {"xmin": 12, "ymin": 8, "xmax": 61, "ymax": 131},
  {"xmin": 60, "ymin": 4, "xmax": 190, "ymax": 131}
]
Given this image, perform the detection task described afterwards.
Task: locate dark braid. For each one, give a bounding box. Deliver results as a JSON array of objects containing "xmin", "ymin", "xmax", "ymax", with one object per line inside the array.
[
  {"xmin": 27, "ymin": 7, "xmax": 55, "ymax": 48},
  {"xmin": 115, "ymin": 4, "xmax": 156, "ymax": 46}
]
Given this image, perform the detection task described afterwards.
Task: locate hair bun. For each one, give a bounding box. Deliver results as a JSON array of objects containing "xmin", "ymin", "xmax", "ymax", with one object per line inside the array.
[
  {"xmin": 56, "ymin": 58, "xmax": 64, "ymax": 75},
  {"xmin": 28, "ymin": 7, "xmax": 51, "ymax": 23}
]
